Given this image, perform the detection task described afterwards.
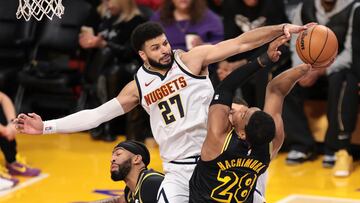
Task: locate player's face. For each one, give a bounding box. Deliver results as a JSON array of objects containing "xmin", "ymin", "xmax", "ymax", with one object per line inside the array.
[
  {"xmin": 140, "ymin": 34, "xmax": 174, "ymax": 70},
  {"xmin": 231, "ymin": 103, "xmax": 260, "ymax": 132},
  {"xmin": 110, "ymin": 148, "xmax": 133, "ymax": 181}
]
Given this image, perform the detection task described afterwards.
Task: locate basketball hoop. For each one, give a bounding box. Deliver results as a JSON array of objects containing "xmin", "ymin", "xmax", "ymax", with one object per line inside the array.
[{"xmin": 16, "ymin": 0, "xmax": 65, "ymax": 21}]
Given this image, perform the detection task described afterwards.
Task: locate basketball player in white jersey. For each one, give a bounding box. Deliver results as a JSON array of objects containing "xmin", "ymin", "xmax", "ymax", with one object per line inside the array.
[{"xmin": 14, "ymin": 22, "xmax": 310, "ymax": 202}]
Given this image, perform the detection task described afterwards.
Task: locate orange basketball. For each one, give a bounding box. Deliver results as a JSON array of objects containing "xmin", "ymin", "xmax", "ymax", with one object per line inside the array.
[{"xmin": 296, "ymin": 25, "xmax": 338, "ymax": 68}]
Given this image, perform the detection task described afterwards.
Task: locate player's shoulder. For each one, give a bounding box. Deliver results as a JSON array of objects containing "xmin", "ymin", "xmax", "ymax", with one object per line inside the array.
[
  {"xmin": 138, "ymin": 170, "xmax": 164, "ymax": 202},
  {"xmin": 142, "ymin": 169, "xmax": 164, "ymax": 181},
  {"xmin": 139, "ymin": 169, "xmax": 164, "ymax": 188},
  {"xmin": 174, "ymin": 49, "xmax": 186, "ymax": 58}
]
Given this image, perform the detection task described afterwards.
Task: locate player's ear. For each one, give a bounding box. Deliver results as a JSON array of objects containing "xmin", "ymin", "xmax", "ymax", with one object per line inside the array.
[
  {"xmin": 133, "ymin": 155, "xmax": 143, "ymax": 165},
  {"xmin": 139, "ymin": 50, "xmax": 146, "ymax": 61}
]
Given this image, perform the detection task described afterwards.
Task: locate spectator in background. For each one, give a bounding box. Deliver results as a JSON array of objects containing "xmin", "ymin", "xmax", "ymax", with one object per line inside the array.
[
  {"xmin": 79, "ymin": 0, "xmax": 147, "ymax": 141},
  {"xmin": 220, "ymin": 0, "xmax": 290, "ymax": 108},
  {"xmin": 286, "ymin": 0, "xmax": 359, "ymax": 177},
  {"xmin": 135, "ymin": 0, "xmax": 162, "ymax": 11},
  {"xmin": 0, "ymin": 91, "xmax": 40, "ymax": 190},
  {"xmin": 150, "ymin": 0, "xmax": 223, "ymax": 51},
  {"xmin": 79, "ymin": 0, "xmax": 146, "ymax": 62}
]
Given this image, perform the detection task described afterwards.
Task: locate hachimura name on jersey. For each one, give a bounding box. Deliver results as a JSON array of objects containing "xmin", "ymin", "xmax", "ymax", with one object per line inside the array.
[
  {"xmin": 189, "ymin": 129, "xmax": 270, "ymax": 203},
  {"xmin": 216, "ymin": 158, "xmax": 267, "ymax": 173}
]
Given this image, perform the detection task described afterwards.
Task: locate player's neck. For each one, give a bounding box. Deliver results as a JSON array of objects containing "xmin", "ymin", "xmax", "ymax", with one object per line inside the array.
[
  {"xmin": 144, "ymin": 63, "xmax": 169, "ymax": 75},
  {"xmin": 124, "ymin": 169, "xmax": 142, "ymax": 192}
]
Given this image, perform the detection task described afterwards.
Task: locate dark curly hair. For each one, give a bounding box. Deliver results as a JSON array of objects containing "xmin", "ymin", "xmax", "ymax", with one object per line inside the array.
[{"xmin": 131, "ymin": 22, "xmax": 165, "ymax": 52}]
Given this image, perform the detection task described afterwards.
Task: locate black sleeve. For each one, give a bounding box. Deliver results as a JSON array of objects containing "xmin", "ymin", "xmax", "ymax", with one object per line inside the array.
[
  {"xmin": 352, "ymin": 6, "xmax": 360, "ymax": 79},
  {"xmin": 139, "ymin": 174, "xmax": 164, "ymax": 203},
  {"xmin": 210, "ymin": 52, "xmax": 273, "ymax": 107}
]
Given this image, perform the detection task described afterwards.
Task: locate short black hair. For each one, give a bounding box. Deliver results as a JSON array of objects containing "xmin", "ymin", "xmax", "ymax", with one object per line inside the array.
[
  {"xmin": 131, "ymin": 22, "xmax": 165, "ymax": 52},
  {"xmin": 245, "ymin": 111, "xmax": 275, "ymax": 147}
]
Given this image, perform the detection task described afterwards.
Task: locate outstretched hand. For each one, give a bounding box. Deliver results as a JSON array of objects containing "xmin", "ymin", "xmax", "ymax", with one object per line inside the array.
[
  {"xmin": 267, "ymin": 35, "xmax": 290, "ymax": 62},
  {"xmin": 13, "ymin": 113, "xmax": 44, "ymax": 135},
  {"xmin": 283, "ymin": 22, "xmax": 317, "ymax": 38},
  {"xmin": 298, "ymin": 66, "xmax": 326, "ymax": 87}
]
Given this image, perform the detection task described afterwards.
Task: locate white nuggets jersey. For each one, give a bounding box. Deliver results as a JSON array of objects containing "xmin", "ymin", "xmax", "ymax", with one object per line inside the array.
[{"xmin": 135, "ymin": 50, "xmax": 214, "ymax": 162}]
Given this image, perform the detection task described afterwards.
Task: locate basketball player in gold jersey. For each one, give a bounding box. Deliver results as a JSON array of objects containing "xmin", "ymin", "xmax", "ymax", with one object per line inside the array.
[{"xmin": 189, "ymin": 35, "xmax": 313, "ymax": 202}]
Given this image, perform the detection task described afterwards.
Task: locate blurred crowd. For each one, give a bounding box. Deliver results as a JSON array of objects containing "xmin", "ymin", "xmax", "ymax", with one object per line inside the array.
[{"xmin": 0, "ymin": 0, "xmax": 359, "ymax": 188}]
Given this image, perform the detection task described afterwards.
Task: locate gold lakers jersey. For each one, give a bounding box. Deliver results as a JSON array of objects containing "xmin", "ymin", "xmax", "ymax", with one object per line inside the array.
[{"xmin": 189, "ymin": 129, "xmax": 270, "ymax": 203}]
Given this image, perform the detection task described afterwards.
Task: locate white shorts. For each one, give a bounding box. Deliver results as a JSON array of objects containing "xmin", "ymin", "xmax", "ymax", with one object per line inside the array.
[
  {"xmin": 253, "ymin": 170, "xmax": 268, "ymax": 203},
  {"xmin": 157, "ymin": 157, "xmax": 199, "ymax": 203}
]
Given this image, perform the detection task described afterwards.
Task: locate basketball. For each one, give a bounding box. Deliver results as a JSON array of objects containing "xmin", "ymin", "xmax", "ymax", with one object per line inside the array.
[{"xmin": 296, "ymin": 25, "xmax": 338, "ymax": 68}]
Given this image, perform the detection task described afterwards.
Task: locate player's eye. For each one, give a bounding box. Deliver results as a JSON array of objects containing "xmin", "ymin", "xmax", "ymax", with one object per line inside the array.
[{"xmin": 151, "ymin": 46, "xmax": 159, "ymax": 51}]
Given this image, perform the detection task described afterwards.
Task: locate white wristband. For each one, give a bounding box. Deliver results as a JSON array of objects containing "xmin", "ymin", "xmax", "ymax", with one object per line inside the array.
[{"xmin": 43, "ymin": 120, "xmax": 57, "ymax": 134}]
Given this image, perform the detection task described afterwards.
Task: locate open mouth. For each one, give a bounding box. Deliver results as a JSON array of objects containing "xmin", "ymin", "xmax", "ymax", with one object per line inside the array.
[{"xmin": 162, "ymin": 55, "xmax": 170, "ymax": 62}]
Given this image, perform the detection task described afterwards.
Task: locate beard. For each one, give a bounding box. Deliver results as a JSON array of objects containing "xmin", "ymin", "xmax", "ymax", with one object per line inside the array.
[
  {"xmin": 148, "ymin": 52, "xmax": 174, "ymax": 70},
  {"xmin": 111, "ymin": 158, "xmax": 132, "ymax": 181}
]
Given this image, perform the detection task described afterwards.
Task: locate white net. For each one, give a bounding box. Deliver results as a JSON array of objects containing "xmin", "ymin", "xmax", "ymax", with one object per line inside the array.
[{"xmin": 16, "ymin": 0, "xmax": 65, "ymax": 21}]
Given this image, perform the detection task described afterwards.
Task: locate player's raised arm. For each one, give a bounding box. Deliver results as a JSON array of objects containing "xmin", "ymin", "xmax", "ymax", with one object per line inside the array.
[
  {"xmin": 264, "ymin": 64, "xmax": 311, "ymax": 158},
  {"xmin": 201, "ymin": 36, "xmax": 289, "ymax": 161},
  {"xmin": 181, "ymin": 23, "xmax": 312, "ymax": 70},
  {"xmin": 14, "ymin": 80, "xmax": 140, "ymax": 135}
]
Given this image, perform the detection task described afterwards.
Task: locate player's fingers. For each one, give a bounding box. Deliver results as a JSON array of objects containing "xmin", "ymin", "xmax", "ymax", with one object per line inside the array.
[
  {"xmin": 15, "ymin": 123, "xmax": 24, "ymax": 130},
  {"xmin": 17, "ymin": 113, "xmax": 27, "ymax": 119},
  {"xmin": 31, "ymin": 113, "xmax": 41, "ymax": 120},
  {"xmin": 284, "ymin": 28, "xmax": 291, "ymax": 38},
  {"xmin": 28, "ymin": 113, "xmax": 40, "ymax": 119},
  {"xmin": 304, "ymin": 22, "xmax": 317, "ymax": 29},
  {"xmin": 12, "ymin": 118, "xmax": 20, "ymax": 124},
  {"xmin": 271, "ymin": 35, "xmax": 289, "ymax": 49},
  {"xmin": 16, "ymin": 119, "xmax": 25, "ymax": 125}
]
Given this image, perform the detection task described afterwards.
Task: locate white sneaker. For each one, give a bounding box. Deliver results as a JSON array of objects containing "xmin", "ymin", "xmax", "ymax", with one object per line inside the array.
[{"xmin": 0, "ymin": 177, "xmax": 15, "ymax": 191}]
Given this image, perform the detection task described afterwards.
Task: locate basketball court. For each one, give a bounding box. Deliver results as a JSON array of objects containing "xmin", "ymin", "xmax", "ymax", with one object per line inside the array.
[
  {"xmin": 0, "ymin": 133, "xmax": 358, "ymax": 203},
  {"xmin": 0, "ymin": 0, "xmax": 358, "ymax": 202}
]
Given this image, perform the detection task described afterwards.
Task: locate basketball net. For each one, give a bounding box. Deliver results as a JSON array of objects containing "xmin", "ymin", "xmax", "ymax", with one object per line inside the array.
[{"xmin": 16, "ymin": 0, "xmax": 65, "ymax": 21}]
